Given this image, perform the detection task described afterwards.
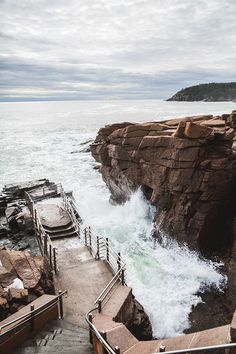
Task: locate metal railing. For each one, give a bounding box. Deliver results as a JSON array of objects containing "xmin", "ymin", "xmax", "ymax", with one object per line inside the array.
[
  {"xmin": 26, "ymin": 186, "xmax": 236, "ymax": 354},
  {"xmin": 85, "ymin": 308, "xmax": 119, "ymax": 354},
  {"xmin": 57, "ymin": 183, "xmax": 81, "ymax": 237},
  {"xmin": 0, "ymin": 290, "xmax": 67, "ymax": 339},
  {"xmin": 83, "ymin": 226, "xmax": 126, "ymax": 310},
  {"xmin": 25, "ymin": 191, "xmax": 58, "ymax": 274},
  {"xmin": 81, "ymin": 226, "xmax": 127, "ymax": 354},
  {"xmin": 155, "ymin": 342, "xmax": 236, "ymax": 353}
]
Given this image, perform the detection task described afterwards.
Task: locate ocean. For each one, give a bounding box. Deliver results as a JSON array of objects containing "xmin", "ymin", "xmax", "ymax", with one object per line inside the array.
[{"xmin": 1, "ymin": 99, "xmax": 235, "ymax": 338}]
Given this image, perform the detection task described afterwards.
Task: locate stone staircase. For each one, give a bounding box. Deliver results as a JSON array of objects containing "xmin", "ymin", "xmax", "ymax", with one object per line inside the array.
[
  {"xmin": 43, "ymin": 221, "xmax": 78, "ymax": 240},
  {"xmin": 14, "ymin": 319, "xmax": 94, "ymax": 354}
]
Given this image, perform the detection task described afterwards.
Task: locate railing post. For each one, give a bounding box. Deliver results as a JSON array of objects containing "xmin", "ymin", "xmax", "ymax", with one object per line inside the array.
[
  {"xmin": 58, "ymin": 290, "xmax": 63, "ymax": 319},
  {"xmin": 114, "ymin": 346, "xmax": 120, "ymax": 354},
  {"xmin": 84, "ymin": 228, "xmax": 87, "ymax": 246},
  {"xmin": 101, "ymin": 331, "xmax": 107, "ymax": 353},
  {"xmin": 117, "ymin": 252, "xmax": 121, "ymax": 271},
  {"xmin": 30, "ymin": 305, "xmax": 34, "ymax": 332},
  {"xmin": 77, "ymin": 220, "xmax": 80, "ymax": 238},
  {"xmin": 97, "ymin": 236, "xmax": 100, "ymax": 260},
  {"xmin": 88, "ymin": 313, "xmax": 93, "ymax": 344},
  {"xmin": 159, "ymin": 345, "xmax": 166, "ymax": 352},
  {"xmin": 49, "ymin": 244, "xmax": 52, "ymax": 269},
  {"xmin": 98, "ymin": 300, "xmax": 102, "ymax": 313},
  {"xmin": 89, "ymin": 226, "xmax": 91, "ymax": 245},
  {"xmin": 44, "ymin": 234, "xmax": 48, "ymax": 256},
  {"xmin": 121, "ymin": 269, "xmax": 125, "ymax": 285},
  {"xmin": 106, "ymin": 238, "xmax": 109, "ymax": 262},
  {"xmin": 53, "ymin": 247, "xmax": 57, "ymax": 274}
]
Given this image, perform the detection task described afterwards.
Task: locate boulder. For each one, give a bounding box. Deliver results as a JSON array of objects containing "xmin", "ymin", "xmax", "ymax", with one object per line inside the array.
[
  {"xmin": 0, "ymin": 248, "xmax": 54, "ymax": 294},
  {"xmin": 184, "ymin": 121, "xmax": 213, "ymax": 139},
  {"xmin": 8, "ymin": 288, "xmax": 28, "ymax": 303},
  {"xmin": 0, "ymin": 266, "xmax": 16, "ymax": 287}
]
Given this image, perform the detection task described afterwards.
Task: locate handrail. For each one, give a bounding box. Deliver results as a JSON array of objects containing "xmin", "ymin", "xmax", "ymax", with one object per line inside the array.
[
  {"xmin": 156, "ymin": 342, "xmax": 236, "ymax": 353},
  {"xmin": 57, "ymin": 183, "xmax": 81, "ymax": 237},
  {"xmin": 94, "ymin": 266, "xmax": 125, "ymax": 305},
  {"xmin": 85, "ymin": 308, "xmax": 117, "ymax": 354},
  {"xmin": 0, "ymin": 300, "xmax": 57, "ymax": 338},
  {"xmin": 0, "ymin": 290, "xmax": 67, "ymax": 335},
  {"xmin": 24, "ymin": 191, "xmax": 58, "ymax": 274}
]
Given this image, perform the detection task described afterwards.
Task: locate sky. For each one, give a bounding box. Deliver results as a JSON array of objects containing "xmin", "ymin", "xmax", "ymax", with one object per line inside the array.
[{"xmin": 0, "ymin": 0, "xmax": 236, "ymax": 101}]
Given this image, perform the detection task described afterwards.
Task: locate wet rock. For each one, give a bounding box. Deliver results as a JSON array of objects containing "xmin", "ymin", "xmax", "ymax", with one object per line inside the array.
[
  {"xmin": 123, "ymin": 295, "xmax": 152, "ymax": 340},
  {"xmin": 0, "ymin": 223, "xmax": 8, "ymax": 239},
  {"xmin": 3, "ymin": 179, "xmax": 50, "ymax": 199}
]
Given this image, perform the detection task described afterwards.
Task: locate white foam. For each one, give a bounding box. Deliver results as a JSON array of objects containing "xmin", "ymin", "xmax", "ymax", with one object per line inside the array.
[
  {"xmin": 77, "ymin": 188, "xmax": 226, "ymax": 338},
  {"xmin": 0, "ymin": 100, "xmax": 232, "ymax": 339}
]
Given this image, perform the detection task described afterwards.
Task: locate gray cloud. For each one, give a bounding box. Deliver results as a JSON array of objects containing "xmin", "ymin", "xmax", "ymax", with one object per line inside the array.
[{"xmin": 0, "ymin": 0, "xmax": 236, "ymax": 101}]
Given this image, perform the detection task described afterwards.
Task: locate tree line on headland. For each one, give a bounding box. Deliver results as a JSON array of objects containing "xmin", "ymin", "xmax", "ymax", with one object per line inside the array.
[{"xmin": 167, "ymin": 82, "xmax": 236, "ymax": 102}]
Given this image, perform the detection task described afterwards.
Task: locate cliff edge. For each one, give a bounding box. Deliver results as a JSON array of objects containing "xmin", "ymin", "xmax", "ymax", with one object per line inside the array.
[{"xmin": 91, "ymin": 111, "xmax": 236, "ymax": 329}]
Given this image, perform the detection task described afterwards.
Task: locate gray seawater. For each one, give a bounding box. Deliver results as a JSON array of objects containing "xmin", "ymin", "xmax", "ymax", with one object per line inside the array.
[{"xmin": 1, "ymin": 99, "xmax": 235, "ymax": 338}]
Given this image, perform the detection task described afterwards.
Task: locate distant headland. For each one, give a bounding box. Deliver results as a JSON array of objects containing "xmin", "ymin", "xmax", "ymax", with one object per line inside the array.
[{"xmin": 167, "ymin": 82, "xmax": 236, "ymax": 102}]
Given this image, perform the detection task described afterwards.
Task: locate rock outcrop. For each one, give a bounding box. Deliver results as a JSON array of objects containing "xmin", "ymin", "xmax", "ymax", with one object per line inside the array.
[
  {"xmin": 0, "ymin": 247, "xmax": 54, "ymax": 320},
  {"xmin": 91, "ymin": 111, "xmax": 236, "ymax": 328},
  {"xmin": 91, "ymin": 111, "xmax": 236, "ymax": 253}
]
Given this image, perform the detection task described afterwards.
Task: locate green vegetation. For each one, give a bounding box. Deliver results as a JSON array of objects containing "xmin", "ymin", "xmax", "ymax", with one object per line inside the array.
[{"xmin": 167, "ymin": 82, "xmax": 236, "ymax": 102}]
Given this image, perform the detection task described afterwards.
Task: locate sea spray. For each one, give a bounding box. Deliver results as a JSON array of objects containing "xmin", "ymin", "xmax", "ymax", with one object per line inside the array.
[
  {"xmin": 78, "ymin": 188, "xmax": 226, "ymax": 339},
  {"xmin": 0, "ymin": 100, "xmax": 232, "ymax": 338}
]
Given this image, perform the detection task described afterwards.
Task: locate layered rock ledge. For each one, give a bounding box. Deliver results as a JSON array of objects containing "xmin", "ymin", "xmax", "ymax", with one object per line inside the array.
[{"xmin": 91, "ymin": 111, "xmax": 236, "ymax": 328}]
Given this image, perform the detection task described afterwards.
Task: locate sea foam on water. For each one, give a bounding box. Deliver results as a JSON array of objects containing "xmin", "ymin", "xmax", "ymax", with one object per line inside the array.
[{"xmin": 0, "ymin": 99, "xmax": 232, "ymax": 338}]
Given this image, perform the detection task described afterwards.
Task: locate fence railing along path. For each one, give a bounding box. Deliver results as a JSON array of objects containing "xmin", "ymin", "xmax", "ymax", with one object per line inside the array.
[
  {"xmin": 25, "ymin": 191, "xmax": 58, "ymax": 274},
  {"xmin": 25, "ymin": 184, "xmax": 236, "ymax": 354},
  {"xmin": 0, "ymin": 291, "xmax": 68, "ymax": 353}
]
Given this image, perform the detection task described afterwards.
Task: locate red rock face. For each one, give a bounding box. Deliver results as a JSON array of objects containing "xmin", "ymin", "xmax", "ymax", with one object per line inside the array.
[{"xmin": 91, "ymin": 111, "xmax": 236, "ymax": 254}]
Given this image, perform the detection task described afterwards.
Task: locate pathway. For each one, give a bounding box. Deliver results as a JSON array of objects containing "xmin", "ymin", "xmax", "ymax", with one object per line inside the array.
[{"xmin": 53, "ymin": 241, "xmax": 113, "ymax": 328}]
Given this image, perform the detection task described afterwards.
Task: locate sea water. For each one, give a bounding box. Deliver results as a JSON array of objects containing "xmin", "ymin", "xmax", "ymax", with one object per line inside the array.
[{"xmin": 0, "ymin": 99, "xmax": 235, "ymax": 338}]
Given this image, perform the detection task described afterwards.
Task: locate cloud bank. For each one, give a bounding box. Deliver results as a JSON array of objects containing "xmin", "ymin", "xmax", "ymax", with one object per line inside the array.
[{"xmin": 0, "ymin": 0, "xmax": 236, "ymax": 101}]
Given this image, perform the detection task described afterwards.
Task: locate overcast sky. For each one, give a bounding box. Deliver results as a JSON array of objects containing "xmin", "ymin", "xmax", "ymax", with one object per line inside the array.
[{"xmin": 0, "ymin": 0, "xmax": 236, "ymax": 101}]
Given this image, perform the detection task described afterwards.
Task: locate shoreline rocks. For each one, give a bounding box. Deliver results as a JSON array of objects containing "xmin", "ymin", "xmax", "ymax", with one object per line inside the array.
[
  {"xmin": 91, "ymin": 110, "xmax": 236, "ymax": 332},
  {"xmin": 91, "ymin": 111, "xmax": 236, "ymax": 253},
  {"xmin": 0, "ymin": 247, "xmax": 54, "ymax": 320}
]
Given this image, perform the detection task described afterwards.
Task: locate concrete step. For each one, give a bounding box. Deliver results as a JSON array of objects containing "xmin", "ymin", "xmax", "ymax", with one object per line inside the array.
[
  {"xmin": 43, "ymin": 220, "xmax": 73, "ymax": 232},
  {"xmin": 102, "ymin": 285, "xmax": 132, "ymax": 319},
  {"xmin": 49, "ymin": 230, "xmax": 78, "ymax": 240},
  {"xmin": 106, "ymin": 324, "xmax": 138, "ymax": 353},
  {"xmin": 16, "ymin": 347, "xmax": 93, "ymax": 354},
  {"xmin": 45, "ymin": 337, "xmax": 88, "ymax": 344},
  {"xmin": 47, "ymin": 319, "xmax": 88, "ymax": 333},
  {"xmin": 44, "ymin": 224, "xmax": 76, "ymax": 236},
  {"xmin": 56, "ymin": 331, "xmax": 89, "ymax": 340}
]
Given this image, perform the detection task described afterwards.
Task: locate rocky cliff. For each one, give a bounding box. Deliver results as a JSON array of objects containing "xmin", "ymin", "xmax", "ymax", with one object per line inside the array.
[
  {"xmin": 91, "ymin": 111, "xmax": 236, "ymax": 253},
  {"xmin": 91, "ymin": 111, "xmax": 236, "ymax": 328}
]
